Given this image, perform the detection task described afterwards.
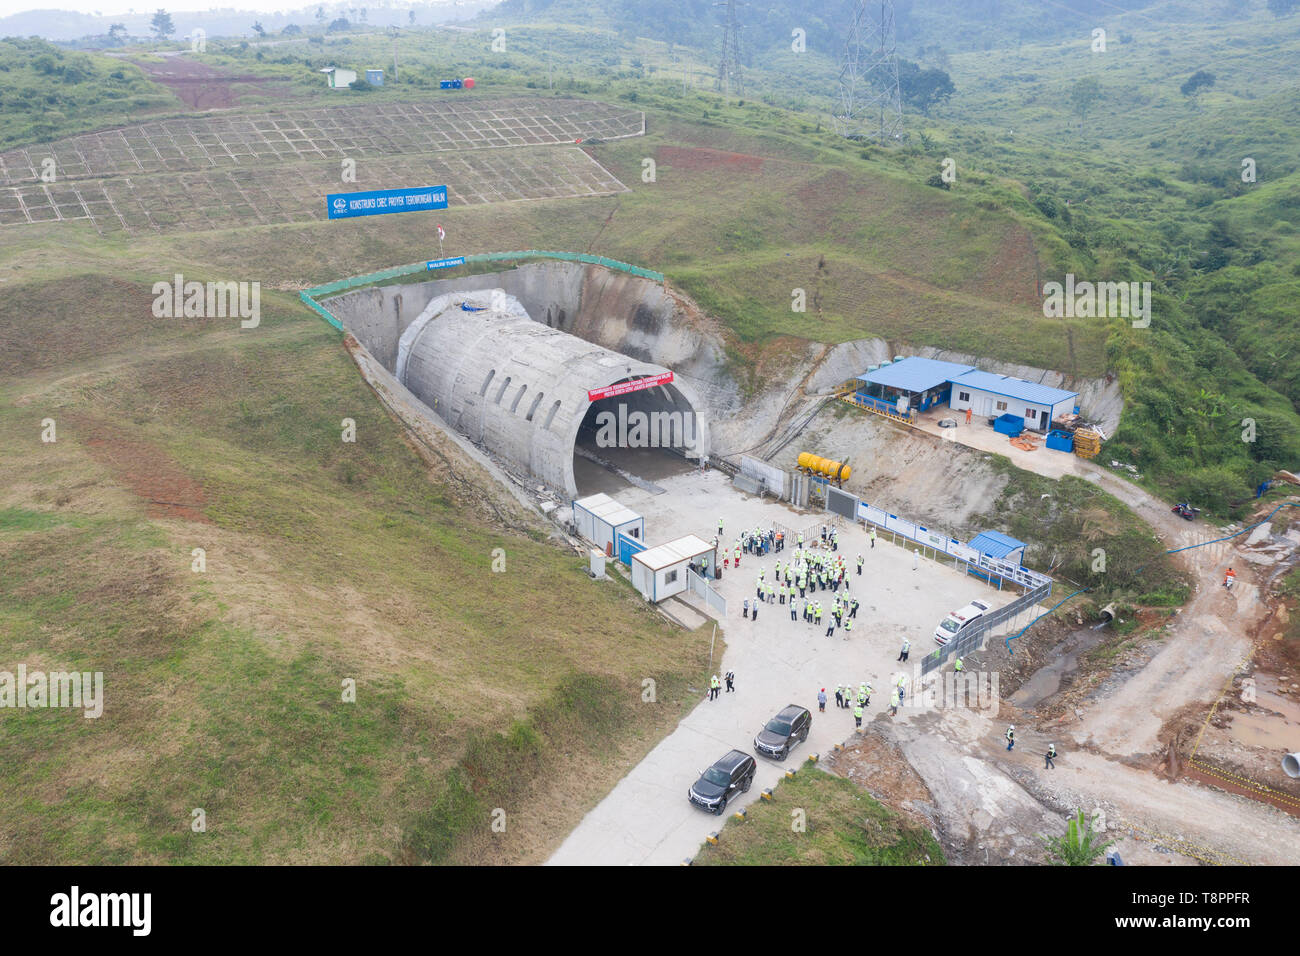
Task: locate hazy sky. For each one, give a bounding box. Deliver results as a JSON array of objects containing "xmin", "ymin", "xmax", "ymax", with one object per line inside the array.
[{"xmin": 0, "ymin": 0, "xmax": 436, "ymax": 15}]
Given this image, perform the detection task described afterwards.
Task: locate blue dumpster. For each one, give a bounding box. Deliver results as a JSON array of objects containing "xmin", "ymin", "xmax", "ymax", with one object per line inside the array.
[
  {"xmin": 993, "ymin": 414, "xmax": 1025, "ymax": 437},
  {"xmin": 1046, "ymin": 429, "xmax": 1074, "ymax": 452}
]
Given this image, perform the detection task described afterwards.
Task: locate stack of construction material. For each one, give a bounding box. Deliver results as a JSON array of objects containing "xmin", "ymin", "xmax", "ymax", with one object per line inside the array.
[{"xmin": 1073, "ymin": 429, "xmax": 1101, "ymax": 459}]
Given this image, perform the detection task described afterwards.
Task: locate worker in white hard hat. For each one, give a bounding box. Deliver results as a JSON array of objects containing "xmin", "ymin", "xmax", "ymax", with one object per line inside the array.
[{"xmin": 1006, "ymin": 725, "xmax": 1016, "ymax": 751}]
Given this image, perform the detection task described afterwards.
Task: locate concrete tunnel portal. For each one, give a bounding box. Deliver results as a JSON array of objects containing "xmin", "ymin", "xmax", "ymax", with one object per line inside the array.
[{"xmin": 389, "ymin": 288, "xmax": 710, "ymax": 498}]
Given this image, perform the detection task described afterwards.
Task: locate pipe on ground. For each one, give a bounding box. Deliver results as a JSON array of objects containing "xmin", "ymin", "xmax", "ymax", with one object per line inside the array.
[{"xmin": 1284, "ymin": 753, "xmax": 1300, "ymax": 779}]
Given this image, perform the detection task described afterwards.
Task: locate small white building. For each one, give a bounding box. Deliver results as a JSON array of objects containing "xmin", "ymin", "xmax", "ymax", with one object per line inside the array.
[
  {"xmin": 571, "ymin": 493, "xmax": 643, "ymax": 556},
  {"xmin": 320, "ymin": 67, "xmax": 358, "ymax": 89},
  {"xmin": 948, "ymin": 370, "xmax": 1078, "ymax": 433},
  {"xmin": 631, "ymin": 534, "xmax": 716, "ymax": 603}
]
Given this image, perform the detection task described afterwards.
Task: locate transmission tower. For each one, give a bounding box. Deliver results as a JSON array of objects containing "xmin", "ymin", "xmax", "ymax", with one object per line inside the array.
[
  {"xmin": 834, "ymin": 0, "xmax": 903, "ymax": 143},
  {"xmin": 715, "ymin": 0, "xmax": 745, "ymax": 97}
]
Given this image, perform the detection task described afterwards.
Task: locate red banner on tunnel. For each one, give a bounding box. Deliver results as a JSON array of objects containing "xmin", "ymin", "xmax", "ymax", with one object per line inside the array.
[{"xmin": 587, "ymin": 371, "xmax": 674, "ymax": 403}]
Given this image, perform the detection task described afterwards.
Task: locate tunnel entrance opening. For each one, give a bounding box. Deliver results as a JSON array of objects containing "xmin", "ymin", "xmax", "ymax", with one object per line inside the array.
[{"xmin": 573, "ymin": 379, "xmax": 701, "ymax": 496}]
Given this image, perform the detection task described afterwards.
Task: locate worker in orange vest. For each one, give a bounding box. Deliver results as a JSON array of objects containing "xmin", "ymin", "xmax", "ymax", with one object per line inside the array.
[{"xmin": 1223, "ymin": 567, "xmax": 1236, "ymax": 589}]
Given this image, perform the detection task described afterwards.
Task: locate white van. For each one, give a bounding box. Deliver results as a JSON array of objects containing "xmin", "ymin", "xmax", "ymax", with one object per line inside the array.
[{"xmin": 934, "ymin": 600, "xmax": 990, "ymax": 645}]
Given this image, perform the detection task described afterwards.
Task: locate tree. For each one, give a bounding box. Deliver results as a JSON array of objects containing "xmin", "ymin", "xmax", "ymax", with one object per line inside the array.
[
  {"xmin": 898, "ymin": 60, "xmax": 955, "ymax": 114},
  {"xmin": 1043, "ymin": 810, "xmax": 1114, "ymax": 866},
  {"xmin": 252, "ymin": 21, "xmax": 266, "ymax": 37},
  {"xmin": 150, "ymin": 9, "xmax": 175, "ymax": 40},
  {"xmin": 328, "ymin": 18, "xmax": 351, "ymax": 33},
  {"xmin": 1180, "ymin": 69, "xmax": 1216, "ymax": 98},
  {"xmin": 315, "ymin": 6, "xmax": 326, "ymax": 22},
  {"xmin": 1069, "ymin": 76, "xmax": 1103, "ymax": 124},
  {"xmin": 408, "ymin": 10, "xmax": 415, "ymax": 25},
  {"xmin": 282, "ymin": 23, "xmax": 301, "ymax": 35},
  {"xmin": 108, "ymin": 23, "xmax": 127, "ymax": 44}
]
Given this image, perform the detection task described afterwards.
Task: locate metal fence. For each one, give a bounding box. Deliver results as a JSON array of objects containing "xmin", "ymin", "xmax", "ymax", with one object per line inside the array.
[
  {"xmin": 920, "ymin": 581, "xmax": 1053, "ymax": 675},
  {"xmin": 685, "ymin": 568, "xmax": 727, "ymax": 618},
  {"xmin": 738, "ymin": 455, "xmax": 788, "ymax": 499}
]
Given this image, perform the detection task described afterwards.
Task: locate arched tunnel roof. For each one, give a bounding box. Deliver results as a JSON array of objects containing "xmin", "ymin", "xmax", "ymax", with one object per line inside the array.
[{"xmin": 396, "ymin": 290, "xmax": 710, "ymax": 496}]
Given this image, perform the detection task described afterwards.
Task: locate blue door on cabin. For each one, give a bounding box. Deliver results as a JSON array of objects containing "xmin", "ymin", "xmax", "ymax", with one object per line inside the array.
[{"xmin": 617, "ymin": 532, "xmax": 645, "ymax": 565}]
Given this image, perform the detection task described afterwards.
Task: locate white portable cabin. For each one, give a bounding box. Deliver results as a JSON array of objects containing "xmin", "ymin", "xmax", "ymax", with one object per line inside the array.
[
  {"xmin": 948, "ymin": 370, "xmax": 1077, "ymax": 433},
  {"xmin": 320, "ymin": 67, "xmax": 359, "ymax": 89},
  {"xmin": 572, "ymin": 493, "xmax": 643, "ymax": 556},
  {"xmin": 631, "ymin": 534, "xmax": 716, "ymax": 603}
]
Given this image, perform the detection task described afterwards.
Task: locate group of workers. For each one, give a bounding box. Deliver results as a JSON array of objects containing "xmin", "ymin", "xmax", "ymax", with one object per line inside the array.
[
  {"xmin": 826, "ymin": 676, "xmax": 908, "ymax": 727},
  {"xmin": 738, "ymin": 548, "xmax": 863, "ymax": 639}
]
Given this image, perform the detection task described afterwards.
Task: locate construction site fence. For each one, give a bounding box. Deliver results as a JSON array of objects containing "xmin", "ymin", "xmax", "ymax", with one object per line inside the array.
[
  {"xmin": 834, "ymin": 490, "xmax": 1052, "ymax": 592},
  {"xmin": 738, "ymin": 454, "xmax": 789, "ymax": 499},
  {"xmin": 299, "ymin": 250, "xmax": 665, "ymax": 331},
  {"xmin": 685, "ymin": 568, "xmax": 727, "ymax": 618},
  {"xmin": 921, "ymin": 581, "xmax": 1054, "ymax": 675}
]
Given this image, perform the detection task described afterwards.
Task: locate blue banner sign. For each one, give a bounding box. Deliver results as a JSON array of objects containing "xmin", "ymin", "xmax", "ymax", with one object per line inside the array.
[
  {"xmin": 426, "ymin": 256, "xmax": 466, "ymax": 270},
  {"xmin": 327, "ymin": 185, "xmax": 448, "ymax": 220}
]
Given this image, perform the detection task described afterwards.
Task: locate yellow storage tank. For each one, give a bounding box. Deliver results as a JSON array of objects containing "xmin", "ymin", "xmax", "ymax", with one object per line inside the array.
[{"xmin": 798, "ymin": 453, "xmax": 851, "ymax": 481}]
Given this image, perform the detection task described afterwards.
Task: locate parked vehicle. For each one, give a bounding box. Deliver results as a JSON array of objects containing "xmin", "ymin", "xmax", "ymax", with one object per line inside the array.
[
  {"xmin": 934, "ymin": 599, "xmax": 991, "ymax": 645},
  {"xmin": 1172, "ymin": 502, "xmax": 1201, "ymax": 521},
  {"xmin": 753, "ymin": 704, "xmax": 812, "ymax": 761},
  {"xmin": 688, "ymin": 749, "xmax": 757, "ymax": 815}
]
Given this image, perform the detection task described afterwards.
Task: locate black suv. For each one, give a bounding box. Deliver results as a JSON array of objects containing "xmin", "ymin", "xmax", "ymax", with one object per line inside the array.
[
  {"xmin": 688, "ymin": 749, "xmax": 757, "ymax": 815},
  {"xmin": 754, "ymin": 704, "xmax": 812, "ymax": 761}
]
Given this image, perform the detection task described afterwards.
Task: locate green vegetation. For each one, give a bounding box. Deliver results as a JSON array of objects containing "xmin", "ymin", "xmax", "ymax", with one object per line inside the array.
[
  {"xmin": 977, "ymin": 456, "xmax": 1187, "ymax": 600},
  {"xmin": 695, "ymin": 761, "xmax": 944, "ymax": 866},
  {"xmin": 0, "ymin": 39, "xmax": 176, "ymax": 148},
  {"xmin": 1042, "ymin": 809, "xmax": 1114, "ymax": 866},
  {"xmin": 0, "ymin": 268, "xmax": 713, "ymax": 863}
]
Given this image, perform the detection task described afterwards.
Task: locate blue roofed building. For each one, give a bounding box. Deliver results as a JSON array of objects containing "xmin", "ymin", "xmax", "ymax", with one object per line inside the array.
[
  {"xmin": 850, "ymin": 356, "xmax": 1079, "ymax": 432},
  {"xmin": 968, "ymin": 530, "xmax": 1027, "ymax": 566},
  {"xmin": 949, "ymin": 369, "xmax": 1078, "ymax": 433},
  {"xmin": 855, "ymin": 357, "xmax": 975, "ymax": 416}
]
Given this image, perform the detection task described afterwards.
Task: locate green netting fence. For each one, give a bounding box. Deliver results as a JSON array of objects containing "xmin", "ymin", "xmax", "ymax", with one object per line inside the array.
[{"xmin": 299, "ymin": 250, "xmax": 664, "ymax": 332}]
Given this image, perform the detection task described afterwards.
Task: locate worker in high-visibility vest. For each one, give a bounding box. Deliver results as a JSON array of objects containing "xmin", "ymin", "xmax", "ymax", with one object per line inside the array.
[
  {"xmin": 898, "ymin": 638, "xmax": 910, "ymax": 662},
  {"xmin": 857, "ymin": 554, "xmax": 864, "ymax": 575},
  {"xmin": 889, "ymin": 689, "xmax": 900, "ymax": 716},
  {"xmin": 1005, "ymin": 725, "xmax": 1016, "ymax": 751},
  {"xmin": 709, "ymin": 675, "xmax": 720, "ymax": 701},
  {"xmin": 853, "ymin": 703, "xmax": 864, "ymax": 729},
  {"xmin": 954, "ymin": 658, "xmax": 964, "ymax": 674}
]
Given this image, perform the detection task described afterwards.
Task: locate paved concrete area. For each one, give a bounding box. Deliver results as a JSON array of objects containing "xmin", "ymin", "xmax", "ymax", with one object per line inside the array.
[{"xmin": 547, "ymin": 469, "xmax": 1024, "ymax": 865}]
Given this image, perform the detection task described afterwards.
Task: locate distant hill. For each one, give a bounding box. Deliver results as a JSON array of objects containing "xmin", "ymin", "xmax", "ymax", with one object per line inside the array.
[
  {"xmin": 0, "ymin": 1, "xmax": 491, "ymax": 43},
  {"xmin": 481, "ymin": 0, "xmax": 1213, "ymax": 58}
]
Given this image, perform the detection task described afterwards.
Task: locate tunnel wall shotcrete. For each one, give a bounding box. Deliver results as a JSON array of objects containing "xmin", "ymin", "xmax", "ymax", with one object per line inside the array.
[{"xmin": 391, "ymin": 289, "xmax": 710, "ymax": 497}]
